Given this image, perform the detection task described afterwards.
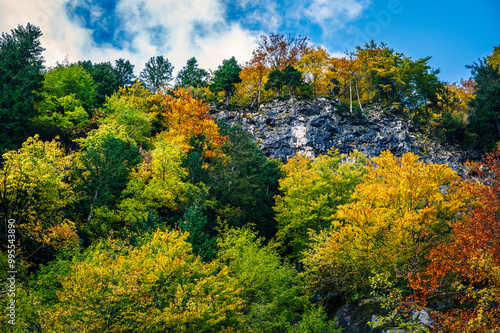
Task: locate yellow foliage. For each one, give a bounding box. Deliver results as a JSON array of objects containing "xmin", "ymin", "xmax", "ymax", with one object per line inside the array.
[
  {"xmin": 0, "ymin": 135, "xmax": 75, "ymax": 235},
  {"xmin": 304, "ymin": 151, "xmax": 470, "ymax": 296},
  {"xmin": 155, "ymin": 88, "xmax": 226, "ymax": 159},
  {"xmin": 41, "ymin": 229, "xmax": 244, "ymax": 332}
]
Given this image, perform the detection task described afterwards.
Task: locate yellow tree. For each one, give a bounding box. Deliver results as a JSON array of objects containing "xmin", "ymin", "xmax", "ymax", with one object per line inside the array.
[
  {"xmin": 0, "ymin": 136, "xmax": 76, "ymax": 249},
  {"xmin": 274, "ymin": 150, "xmax": 367, "ymax": 260},
  {"xmin": 41, "ymin": 229, "xmax": 244, "ymax": 332},
  {"xmin": 234, "ymin": 49, "xmax": 271, "ymax": 107},
  {"xmin": 304, "ymin": 151, "xmax": 470, "ymax": 298},
  {"xmin": 296, "ymin": 46, "xmax": 331, "ymax": 97}
]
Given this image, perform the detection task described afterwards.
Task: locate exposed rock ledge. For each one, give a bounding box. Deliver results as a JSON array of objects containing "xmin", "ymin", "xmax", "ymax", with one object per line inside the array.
[{"xmin": 214, "ymin": 97, "xmax": 476, "ymax": 175}]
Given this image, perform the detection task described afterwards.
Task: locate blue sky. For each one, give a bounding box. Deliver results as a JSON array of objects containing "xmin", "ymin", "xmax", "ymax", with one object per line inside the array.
[{"xmin": 1, "ymin": 0, "xmax": 498, "ymax": 83}]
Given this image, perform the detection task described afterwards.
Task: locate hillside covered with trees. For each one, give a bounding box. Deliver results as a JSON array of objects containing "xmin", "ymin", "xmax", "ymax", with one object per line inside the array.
[{"xmin": 1, "ymin": 23, "xmax": 500, "ymax": 332}]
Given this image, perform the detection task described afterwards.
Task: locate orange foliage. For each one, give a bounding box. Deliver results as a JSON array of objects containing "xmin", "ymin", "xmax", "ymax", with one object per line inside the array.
[
  {"xmin": 155, "ymin": 88, "xmax": 226, "ymax": 159},
  {"xmin": 409, "ymin": 144, "xmax": 500, "ymax": 332}
]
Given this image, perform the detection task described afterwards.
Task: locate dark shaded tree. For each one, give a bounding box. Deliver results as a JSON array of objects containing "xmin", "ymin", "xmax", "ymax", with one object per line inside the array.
[
  {"xmin": 78, "ymin": 60, "xmax": 119, "ymax": 107},
  {"xmin": 114, "ymin": 58, "xmax": 136, "ymax": 88},
  {"xmin": 467, "ymin": 59, "xmax": 500, "ymax": 151},
  {"xmin": 139, "ymin": 56, "xmax": 174, "ymax": 93},
  {"xmin": 209, "ymin": 56, "xmax": 242, "ymax": 105},
  {"xmin": 283, "ymin": 65, "xmax": 303, "ymax": 96},
  {"xmin": 0, "ymin": 23, "xmax": 45, "ymax": 152},
  {"xmin": 264, "ymin": 69, "xmax": 286, "ymax": 97},
  {"xmin": 176, "ymin": 57, "xmax": 209, "ymax": 88}
]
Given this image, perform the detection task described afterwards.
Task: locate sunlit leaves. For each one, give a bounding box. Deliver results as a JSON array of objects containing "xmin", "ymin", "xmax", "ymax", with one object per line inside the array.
[
  {"xmin": 0, "ymin": 135, "xmax": 74, "ymax": 239},
  {"xmin": 409, "ymin": 144, "xmax": 500, "ymax": 332},
  {"xmin": 304, "ymin": 151, "xmax": 470, "ymax": 298},
  {"xmin": 42, "ymin": 229, "xmax": 244, "ymax": 332},
  {"xmin": 274, "ymin": 150, "xmax": 367, "ymax": 259}
]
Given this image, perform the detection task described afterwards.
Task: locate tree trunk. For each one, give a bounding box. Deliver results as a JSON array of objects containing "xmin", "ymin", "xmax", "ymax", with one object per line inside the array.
[
  {"xmin": 425, "ymin": 106, "xmax": 431, "ymax": 136},
  {"xmin": 492, "ymin": 114, "xmax": 500, "ymax": 135},
  {"xmin": 349, "ymin": 79, "xmax": 353, "ymax": 113},
  {"xmin": 355, "ymin": 81, "xmax": 363, "ymax": 112},
  {"xmin": 225, "ymin": 90, "xmax": 230, "ymax": 105}
]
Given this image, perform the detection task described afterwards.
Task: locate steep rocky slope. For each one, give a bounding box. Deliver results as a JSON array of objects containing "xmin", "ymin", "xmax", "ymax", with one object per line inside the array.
[{"xmin": 215, "ymin": 97, "xmax": 473, "ymax": 174}]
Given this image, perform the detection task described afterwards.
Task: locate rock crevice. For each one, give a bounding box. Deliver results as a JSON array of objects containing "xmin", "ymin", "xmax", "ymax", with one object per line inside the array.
[{"xmin": 215, "ymin": 98, "xmax": 470, "ymax": 174}]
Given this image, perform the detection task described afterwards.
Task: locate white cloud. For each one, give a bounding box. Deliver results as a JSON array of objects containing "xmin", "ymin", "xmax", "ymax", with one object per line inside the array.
[
  {"xmin": 0, "ymin": 0, "xmax": 371, "ymax": 76},
  {"xmin": 0, "ymin": 0, "xmax": 257, "ymax": 75},
  {"xmin": 304, "ymin": 0, "xmax": 371, "ymax": 26}
]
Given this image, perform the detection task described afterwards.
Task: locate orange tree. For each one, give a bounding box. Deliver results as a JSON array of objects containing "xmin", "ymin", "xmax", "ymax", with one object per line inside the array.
[
  {"xmin": 409, "ymin": 144, "xmax": 500, "ymax": 332},
  {"xmin": 154, "ymin": 87, "xmax": 226, "ymax": 160}
]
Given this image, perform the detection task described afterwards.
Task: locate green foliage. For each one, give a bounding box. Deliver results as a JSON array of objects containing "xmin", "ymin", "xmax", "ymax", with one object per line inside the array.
[
  {"xmin": 212, "ymin": 122, "xmax": 281, "ymax": 237},
  {"xmin": 176, "ymin": 57, "xmax": 209, "ymax": 88},
  {"xmin": 39, "ymin": 230, "xmax": 244, "ymax": 332},
  {"xmin": 32, "ymin": 63, "xmax": 96, "ymax": 144},
  {"xmin": 210, "ymin": 56, "xmax": 242, "ymax": 105},
  {"xmin": 265, "ymin": 68, "xmax": 286, "ymax": 96},
  {"xmin": 178, "ymin": 205, "xmax": 216, "ymax": 262},
  {"xmin": 274, "ymin": 150, "xmax": 368, "ymax": 259},
  {"xmin": 78, "ymin": 60, "xmax": 119, "ymax": 107},
  {"xmin": 289, "ymin": 306, "xmax": 343, "ymax": 333},
  {"xmin": 73, "ymin": 126, "xmax": 140, "ymax": 238},
  {"xmin": 139, "ymin": 55, "xmax": 174, "ymax": 92},
  {"xmin": 467, "ymin": 59, "xmax": 500, "ymax": 151},
  {"xmin": 217, "ymin": 227, "xmax": 313, "ymax": 332},
  {"xmin": 0, "ymin": 23, "xmax": 45, "ymax": 152},
  {"xmin": 114, "ymin": 58, "xmax": 136, "ymax": 88},
  {"xmin": 283, "ymin": 65, "xmax": 304, "ymax": 96},
  {"xmin": 101, "ymin": 93, "xmax": 152, "ymax": 145}
]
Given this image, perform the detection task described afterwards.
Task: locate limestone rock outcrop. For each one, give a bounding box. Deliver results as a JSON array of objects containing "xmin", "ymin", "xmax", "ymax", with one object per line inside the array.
[{"xmin": 215, "ymin": 98, "xmax": 471, "ymax": 174}]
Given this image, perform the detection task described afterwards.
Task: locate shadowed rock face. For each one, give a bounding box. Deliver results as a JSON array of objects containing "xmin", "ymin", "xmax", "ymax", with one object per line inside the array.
[{"xmin": 215, "ymin": 98, "xmax": 472, "ymax": 174}]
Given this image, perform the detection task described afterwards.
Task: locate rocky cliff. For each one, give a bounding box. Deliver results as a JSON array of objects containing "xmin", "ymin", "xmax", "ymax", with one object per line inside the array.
[{"xmin": 215, "ymin": 97, "xmax": 472, "ymax": 174}]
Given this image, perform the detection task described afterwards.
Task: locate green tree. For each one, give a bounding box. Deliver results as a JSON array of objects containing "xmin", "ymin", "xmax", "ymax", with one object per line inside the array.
[
  {"xmin": 265, "ymin": 68, "xmax": 286, "ymax": 97},
  {"xmin": 139, "ymin": 56, "xmax": 174, "ymax": 93},
  {"xmin": 101, "ymin": 93, "xmax": 152, "ymax": 145},
  {"xmin": 78, "ymin": 60, "xmax": 119, "ymax": 106},
  {"xmin": 114, "ymin": 58, "xmax": 136, "ymax": 88},
  {"xmin": 73, "ymin": 125, "xmax": 140, "ymax": 237},
  {"xmin": 212, "ymin": 122, "xmax": 281, "ymax": 237},
  {"xmin": 467, "ymin": 58, "xmax": 500, "ymax": 151},
  {"xmin": 283, "ymin": 65, "xmax": 304, "ymax": 96},
  {"xmin": 176, "ymin": 57, "xmax": 209, "ymax": 88},
  {"xmin": 218, "ymin": 227, "xmax": 327, "ymax": 332},
  {"xmin": 0, "ymin": 23, "xmax": 45, "ymax": 151},
  {"xmin": 210, "ymin": 56, "xmax": 242, "ymax": 105},
  {"xmin": 409, "ymin": 58, "xmax": 444, "ymax": 135},
  {"xmin": 31, "ymin": 64, "xmax": 96, "ymax": 144},
  {"xmin": 178, "ymin": 205, "xmax": 216, "ymax": 262}
]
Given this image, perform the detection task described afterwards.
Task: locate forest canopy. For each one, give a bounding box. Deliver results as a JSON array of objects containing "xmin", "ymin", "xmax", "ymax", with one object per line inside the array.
[{"xmin": 1, "ymin": 23, "xmax": 500, "ymax": 332}]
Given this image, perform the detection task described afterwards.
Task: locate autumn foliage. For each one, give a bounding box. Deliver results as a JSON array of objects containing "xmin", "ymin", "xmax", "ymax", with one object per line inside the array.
[
  {"xmin": 155, "ymin": 87, "xmax": 226, "ymax": 158},
  {"xmin": 409, "ymin": 144, "xmax": 500, "ymax": 332}
]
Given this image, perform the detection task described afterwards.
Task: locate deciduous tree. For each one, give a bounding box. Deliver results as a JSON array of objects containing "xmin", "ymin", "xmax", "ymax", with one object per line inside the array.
[
  {"xmin": 139, "ymin": 56, "xmax": 174, "ymax": 93},
  {"xmin": 274, "ymin": 150, "xmax": 367, "ymax": 260},
  {"xmin": 304, "ymin": 151, "xmax": 470, "ymax": 298}
]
